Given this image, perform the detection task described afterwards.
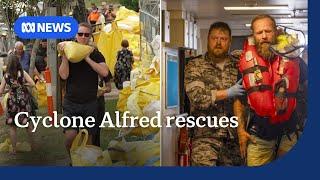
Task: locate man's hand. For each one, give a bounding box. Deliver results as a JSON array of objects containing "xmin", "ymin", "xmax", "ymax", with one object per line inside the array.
[
  {"xmin": 238, "ymin": 130, "xmax": 256, "ymax": 159},
  {"xmin": 227, "ymin": 79, "xmax": 245, "ymax": 98}
]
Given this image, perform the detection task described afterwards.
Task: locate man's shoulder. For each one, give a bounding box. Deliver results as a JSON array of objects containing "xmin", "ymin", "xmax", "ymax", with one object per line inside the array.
[
  {"xmin": 186, "ymin": 55, "xmax": 208, "ymax": 68},
  {"xmin": 90, "ymin": 48, "xmax": 105, "ymax": 63}
]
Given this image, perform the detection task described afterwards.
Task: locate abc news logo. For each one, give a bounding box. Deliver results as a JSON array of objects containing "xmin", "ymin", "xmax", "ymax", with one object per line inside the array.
[
  {"xmin": 14, "ymin": 16, "xmax": 77, "ymax": 39},
  {"xmin": 21, "ymin": 22, "xmax": 72, "ymax": 33}
]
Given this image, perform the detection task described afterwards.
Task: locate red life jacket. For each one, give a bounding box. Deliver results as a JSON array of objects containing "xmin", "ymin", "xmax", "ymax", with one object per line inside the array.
[{"xmin": 239, "ymin": 37, "xmax": 300, "ymax": 124}]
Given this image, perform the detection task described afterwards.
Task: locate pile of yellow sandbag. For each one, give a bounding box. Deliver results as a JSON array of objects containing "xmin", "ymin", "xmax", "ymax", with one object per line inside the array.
[
  {"xmin": 116, "ymin": 77, "xmax": 160, "ymax": 137},
  {"xmin": 94, "ymin": 6, "xmax": 140, "ymax": 76}
]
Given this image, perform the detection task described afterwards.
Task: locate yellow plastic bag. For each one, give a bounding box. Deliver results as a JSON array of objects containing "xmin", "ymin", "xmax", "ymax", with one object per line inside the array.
[
  {"xmin": 127, "ymin": 141, "xmax": 160, "ymax": 166},
  {"xmin": 108, "ymin": 139, "xmax": 160, "ymax": 166},
  {"xmin": 97, "ymin": 22, "xmax": 123, "ymax": 76},
  {"xmin": 116, "ymin": 6, "xmax": 139, "ymax": 21},
  {"xmin": 127, "ymin": 91, "xmax": 144, "ymax": 117},
  {"xmin": 0, "ymin": 138, "xmax": 11, "ymax": 152},
  {"xmin": 70, "ymin": 129, "xmax": 103, "ymax": 166},
  {"xmin": 123, "ymin": 78, "xmax": 160, "ymax": 136},
  {"xmin": 96, "ymin": 150, "xmax": 112, "ymax": 166},
  {"xmin": 35, "ymin": 80, "xmax": 47, "ymax": 107},
  {"xmin": 58, "ymin": 41, "xmax": 93, "ymax": 63},
  {"xmin": 116, "ymin": 87, "xmax": 132, "ymax": 112},
  {"xmin": 2, "ymin": 92, "xmax": 9, "ymax": 111}
]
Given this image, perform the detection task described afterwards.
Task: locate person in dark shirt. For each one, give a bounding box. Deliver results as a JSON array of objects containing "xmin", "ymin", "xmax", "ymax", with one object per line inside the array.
[{"xmin": 58, "ymin": 22, "xmax": 109, "ymax": 157}]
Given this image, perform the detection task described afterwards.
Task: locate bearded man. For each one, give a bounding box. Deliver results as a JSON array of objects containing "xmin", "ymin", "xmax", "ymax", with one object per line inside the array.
[
  {"xmin": 184, "ymin": 22, "xmax": 245, "ymax": 166},
  {"xmin": 236, "ymin": 15, "xmax": 306, "ymax": 166}
]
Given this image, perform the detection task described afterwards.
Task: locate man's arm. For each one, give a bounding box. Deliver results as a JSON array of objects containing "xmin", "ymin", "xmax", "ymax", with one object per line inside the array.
[
  {"xmin": 234, "ymin": 99, "xmax": 255, "ymax": 159},
  {"xmin": 59, "ymin": 56, "xmax": 69, "ymax": 80},
  {"xmin": 85, "ymin": 55, "xmax": 109, "ymax": 77},
  {"xmin": 185, "ymin": 60, "xmax": 230, "ymax": 110}
]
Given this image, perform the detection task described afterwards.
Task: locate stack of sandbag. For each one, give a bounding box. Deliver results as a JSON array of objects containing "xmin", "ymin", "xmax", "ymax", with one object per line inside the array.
[
  {"xmin": 96, "ymin": 6, "xmax": 140, "ymax": 76},
  {"xmin": 116, "ymin": 77, "xmax": 160, "ymax": 137}
]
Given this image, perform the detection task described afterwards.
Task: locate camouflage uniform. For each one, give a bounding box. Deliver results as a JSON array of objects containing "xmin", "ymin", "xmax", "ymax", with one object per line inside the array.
[{"xmin": 184, "ymin": 53, "xmax": 243, "ymax": 166}]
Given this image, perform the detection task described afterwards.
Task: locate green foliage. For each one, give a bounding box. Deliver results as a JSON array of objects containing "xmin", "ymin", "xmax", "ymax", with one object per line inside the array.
[{"xmin": 119, "ymin": 0, "xmax": 139, "ymax": 12}]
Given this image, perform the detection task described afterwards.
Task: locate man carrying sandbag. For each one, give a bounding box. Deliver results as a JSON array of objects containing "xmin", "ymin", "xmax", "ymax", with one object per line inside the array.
[{"xmin": 58, "ymin": 22, "xmax": 109, "ymax": 161}]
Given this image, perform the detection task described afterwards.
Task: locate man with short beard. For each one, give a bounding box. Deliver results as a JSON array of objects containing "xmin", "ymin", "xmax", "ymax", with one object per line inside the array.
[
  {"xmin": 184, "ymin": 22, "xmax": 245, "ymax": 166},
  {"xmin": 236, "ymin": 15, "xmax": 305, "ymax": 166}
]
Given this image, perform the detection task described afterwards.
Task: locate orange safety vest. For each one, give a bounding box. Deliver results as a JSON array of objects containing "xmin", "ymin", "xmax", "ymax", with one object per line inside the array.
[{"xmin": 239, "ymin": 37, "xmax": 300, "ymax": 124}]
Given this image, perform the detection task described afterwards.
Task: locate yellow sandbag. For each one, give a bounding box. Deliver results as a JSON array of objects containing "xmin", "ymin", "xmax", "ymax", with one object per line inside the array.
[
  {"xmin": 92, "ymin": 32, "xmax": 101, "ymax": 45},
  {"xmin": 107, "ymin": 139, "xmax": 131, "ymax": 162},
  {"xmin": 128, "ymin": 141, "xmax": 160, "ymax": 166},
  {"xmin": 107, "ymin": 139, "xmax": 160, "ymax": 166},
  {"xmin": 124, "ymin": 78, "xmax": 160, "ymax": 136},
  {"xmin": 71, "ymin": 129, "xmax": 103, "ymax": 166},
  {"xmin": 35, "ymin": 80, "xmax": 47, "ymax": 107},
  {"xmin": 59, "ymin": 41, "xmax": 93, "ymax": 63},
  {"xmin": 116, "ymin": 87, "xmax": 132, "ymax": 112},
  {"xmin": 117, "ymin": 16, "xmax": 140, "ymax": 34},
  {"xmin": 120, "ymin": 141, "xmax": 160, "ymax": 166},
  {"xmin": 96, "ymin": 150, "xmax": 112, "ymax": 166},
  {"xmin": 97, "ymin": 22, "xmax": 123, "ymax": 76},
  {"xmin": 1, "ymin": 92, "xmax": 9, "ymax": 111},
  {"xmin": 0, "ymin": 138, "xmax": 11, "ymax": 152},
  {"xmin": 116, "ymin": 6, "xmax": 139, "ymax": 21},
  {"xmin": 127, "ymin": 91, "xmax": 143, "ymax": 117}
]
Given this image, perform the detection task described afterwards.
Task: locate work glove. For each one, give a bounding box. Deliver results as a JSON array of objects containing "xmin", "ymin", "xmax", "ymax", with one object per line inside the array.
[{"xmin": 227, "ymin": 79, "xmax": 245, "ymax": 98}]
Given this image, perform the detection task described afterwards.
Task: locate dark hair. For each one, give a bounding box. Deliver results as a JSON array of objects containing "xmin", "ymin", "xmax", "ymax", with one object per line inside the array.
[
  {"xmin": 78, "ymin": 22, "xmax": 92, "ymax": 34},
  {"xmin": 251, "ymin": 14, "xmax": 276, "ymax": 31},
  {"xmin": 121, "ymin": 39, "xmax": 129, "ymax": 48},
  {"xmin": 208, "ymin": 22, "xmax": 231, "ymax": 37},
  {"xmin": 7, "ymin": 55, "xmax": 23, "ymax": 80}
]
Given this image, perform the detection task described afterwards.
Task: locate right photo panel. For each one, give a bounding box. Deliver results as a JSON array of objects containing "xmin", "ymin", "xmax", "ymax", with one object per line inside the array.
[{"xmin": 160, "ymin": 0, "xmax": 308, "ymax": 167}]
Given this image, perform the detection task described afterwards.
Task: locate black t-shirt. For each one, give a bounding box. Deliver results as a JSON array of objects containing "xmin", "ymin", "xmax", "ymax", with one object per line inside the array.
[{"xmin": 64, "ymin": 49, "xmax": 105, "ymax": 103}]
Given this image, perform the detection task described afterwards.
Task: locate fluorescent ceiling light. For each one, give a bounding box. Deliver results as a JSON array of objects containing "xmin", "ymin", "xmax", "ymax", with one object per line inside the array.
[{"xmin": 224, "ymin": 6, "xmax": 288, "ymax": 10}]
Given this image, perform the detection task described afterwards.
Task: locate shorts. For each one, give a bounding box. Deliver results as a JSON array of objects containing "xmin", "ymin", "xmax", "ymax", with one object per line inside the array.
[
  {"xmin": 62, "ymin": 98, "xmax": 98, "ymax": 135},
  {"xmin": 247, "ymin": 132, "xmax": 300, "ymax": 166}
]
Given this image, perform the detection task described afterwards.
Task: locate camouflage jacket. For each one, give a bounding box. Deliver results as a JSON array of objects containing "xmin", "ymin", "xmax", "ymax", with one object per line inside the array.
[{"xmin": 184, "ymin": 53, "xmax": 241, "ymax": 138}]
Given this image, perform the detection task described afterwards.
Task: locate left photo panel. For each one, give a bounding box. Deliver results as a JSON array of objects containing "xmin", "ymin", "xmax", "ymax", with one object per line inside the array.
[{"xmin": 0, "ymin": 0, "xmax": 160, "ymax": 166}]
